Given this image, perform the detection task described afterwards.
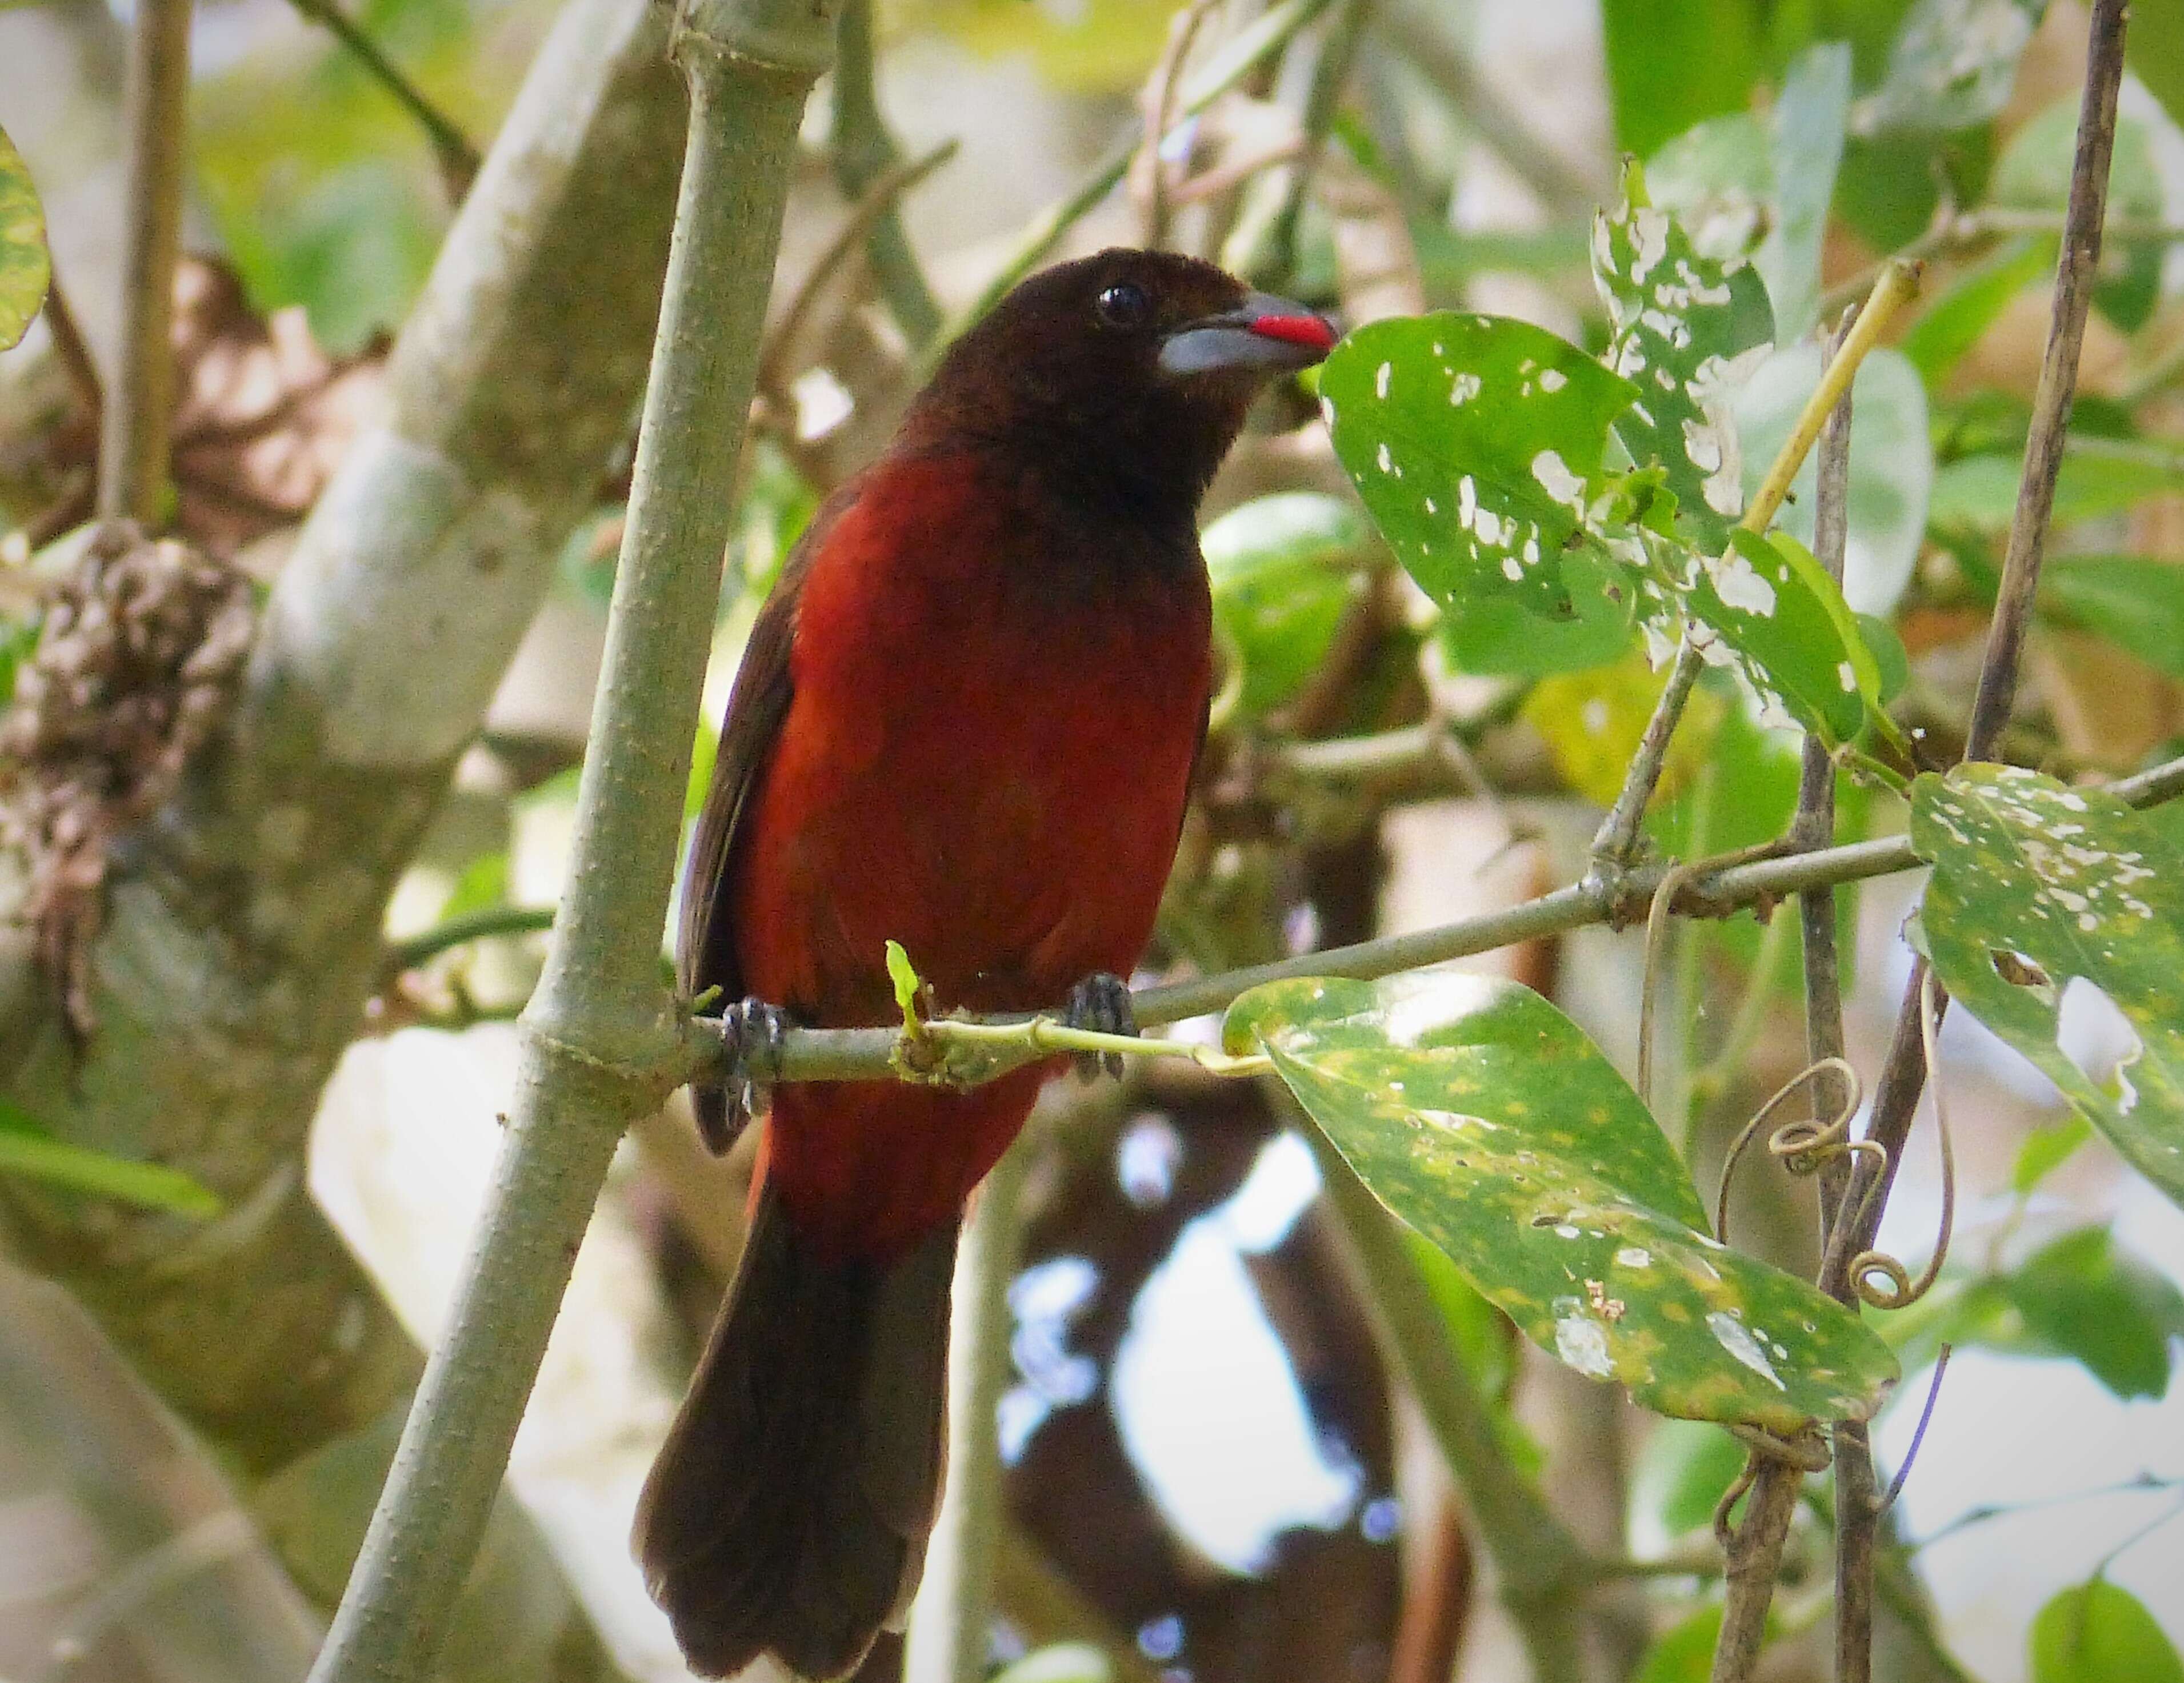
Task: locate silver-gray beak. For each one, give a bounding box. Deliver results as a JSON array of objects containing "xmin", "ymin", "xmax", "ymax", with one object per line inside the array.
[{"xmin": 1157, "ymin": 290, "xmax": 1338, "ymax": 378}]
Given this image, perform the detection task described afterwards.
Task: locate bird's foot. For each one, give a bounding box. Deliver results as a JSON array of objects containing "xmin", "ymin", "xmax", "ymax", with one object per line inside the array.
[
  {"xmin": 720, "ymin": 994, "xmax": 794, "ymax": 1115},
  {"xmin": 1062, "ymin": 971, "xmax": 1137, "ymax": 1080}
]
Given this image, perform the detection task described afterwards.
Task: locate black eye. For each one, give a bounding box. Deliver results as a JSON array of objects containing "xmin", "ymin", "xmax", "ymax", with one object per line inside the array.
[{"xmin": 1096, "ymin": 282, "xmax": 1151, "ymax": 328}]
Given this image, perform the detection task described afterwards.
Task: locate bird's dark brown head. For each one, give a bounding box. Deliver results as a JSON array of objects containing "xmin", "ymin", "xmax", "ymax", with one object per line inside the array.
[{"xmin": 903, "ymin": 248, "xmax": 1335, "ymax": 522}]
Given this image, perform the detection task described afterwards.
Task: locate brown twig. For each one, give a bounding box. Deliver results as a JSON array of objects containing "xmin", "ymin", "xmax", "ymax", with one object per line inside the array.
[
  {"xmin": 754, "ymin": 137, "xmax": 957, "ymax": 408},
  {"xmin": 101, "ymin": 0, "xmax": 191, "ymax": 523},
  {"xmin": 1134, "ymin": 0, "xmax": 1217, "ymax": 249},
  {"xmin": 1818, "ymin": 0, "xmax": 2128, "ymax": 1307},
  {"xmin": 1796, "ymin": 11, "xmax": 2129, "ymax": 1682},
  {"xmin": 41, "ymin": 271, "xmax": 102, "ymax": 419}
]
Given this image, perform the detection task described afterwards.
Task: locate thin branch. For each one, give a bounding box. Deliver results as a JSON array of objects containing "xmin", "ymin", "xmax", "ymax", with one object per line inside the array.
[
  {"xmin": 829, "ymin": 0, "xmax": 943, "ymax": 348},
  {"xmin": 285, "ymin": 0, "xmax": 481, "ymax": 198},
  {"xmin": 1817, "ymin": 0, "xmax": 2129, "ymax": 1312},
  {"xmin": 1133, "ymin": 0, "xmax": 1216, "ymax": 249},
  {"xmin": 1589, "ymin": 631, "xmax": 1703, "ymax": 868},
  {"xmin": 1797, "ymin": 312, "xmax": 1888, "ymax": 1683},
  {"xmin": 302, "ymin": 0, "xmax": 834, "ymax": 1672},
  {"xmin": 758, "ymin": 137, "xmax": 957, "ymax": 403},
  {"xmin": 41, "ymin": 270, "xmax": 102, "ymax": 418},
  {"xmin": 1819, "ymin": 207, "xmax": 2184, "ymax": 319},
  {"xmin": 101, "ymin": 0, "xmax": 191, "ymax": 523},
  {"xmin": 699, "ymin": 751, "xmax": 2184, "ymax": 1088},
  {"xmin": 922, "ymin": 0, "xmax": 1338, "ymax": 372},
  {"xmin": 1253, "ymin": 0, "xmax": 1379, "ymax": 284},
  {"xmin": 1709, "ymin": 1438, "xmax": 1811, "ymax": 1683},
  {"xmin": 382, "ymin": 903, "xmax": 558, "ymax": 972}
]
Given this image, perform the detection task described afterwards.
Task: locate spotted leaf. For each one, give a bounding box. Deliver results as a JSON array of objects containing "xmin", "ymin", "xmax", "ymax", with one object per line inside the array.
[
  {"xmin": 1593, "ymin": 165, "xmax": 1774, "ymax": 550},
  {"xmin": 1224, "ymin": 970, "xmax": 1898, "ymax": 1431},
  {"xmin": 0, "ymin": 123, "xmax": 47, "ymax": 352},
  {"xmin": 1670, "ymin": 528, "xmax": 1882, "ymax": 750},
  {"xmin": 1321, "ymin": 313, "xmax": 1639, "ymax": 666},
  {"xmin": 1913, "ymin": 766, "xmax": 2184, "ymax": 1208}
]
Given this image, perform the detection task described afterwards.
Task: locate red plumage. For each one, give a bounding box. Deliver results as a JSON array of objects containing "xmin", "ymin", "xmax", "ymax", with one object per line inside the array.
[{"xmin": 634, "ymin": 249, "xmax": 1332, "ymax": 1680}]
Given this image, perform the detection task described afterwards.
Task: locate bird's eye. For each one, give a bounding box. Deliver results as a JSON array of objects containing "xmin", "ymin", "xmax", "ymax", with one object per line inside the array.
[{"xmin": 1095, "ymin": 282, "xmax": 1151, "ymax": 328}]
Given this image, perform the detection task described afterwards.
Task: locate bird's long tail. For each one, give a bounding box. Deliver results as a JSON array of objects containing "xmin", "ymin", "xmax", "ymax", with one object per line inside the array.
[{"xmin": 633, "ymin": 1181, "xmax": 959, "ymax": 1681}]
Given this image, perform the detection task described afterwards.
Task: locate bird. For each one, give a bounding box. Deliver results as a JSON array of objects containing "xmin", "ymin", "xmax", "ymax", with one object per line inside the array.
[{"xmin": 633, "ymin": 247, "xmax": 1335, "ymax": 1681}]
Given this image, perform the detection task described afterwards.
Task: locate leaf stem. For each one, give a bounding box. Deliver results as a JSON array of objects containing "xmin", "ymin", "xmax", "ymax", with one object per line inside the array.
[
  {"xmin": 101, "ymin": 0, "xmax": 191, "ymax": 523},
  {"xmin": 1588, "ymin": 630, "xmax": 1703, "ymax": 869},
  {"xmin": 1743, "ymin": 258, "xmax": 1921, "ymax": 539},
  {"xmin": 382, "ymin": 903, "xmax": 558, "ymax": 972}
]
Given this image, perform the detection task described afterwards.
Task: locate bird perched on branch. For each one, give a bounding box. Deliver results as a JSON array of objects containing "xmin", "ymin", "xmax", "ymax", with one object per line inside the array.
[{"xmin": 634, "ymin": 248, "xmax": 1334, "ymax": 1681}]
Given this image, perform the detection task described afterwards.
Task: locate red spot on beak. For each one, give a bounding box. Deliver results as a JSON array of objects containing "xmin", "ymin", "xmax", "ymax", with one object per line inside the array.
[{"xmin": 1250, "ymin": 313, "xmax": 1337, "ymax": 352}]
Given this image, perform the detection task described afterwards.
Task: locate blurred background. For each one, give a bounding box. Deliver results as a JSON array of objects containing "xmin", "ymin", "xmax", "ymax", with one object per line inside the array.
[{"xmin": 2, "ymin": 0, "xmax": 2183, "ymax": 1680}]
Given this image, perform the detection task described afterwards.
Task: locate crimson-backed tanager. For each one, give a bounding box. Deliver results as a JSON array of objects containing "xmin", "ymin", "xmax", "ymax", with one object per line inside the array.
[{"xmin": 633, "ymin": 249, "xmax": 1334, "ymax": 1680}]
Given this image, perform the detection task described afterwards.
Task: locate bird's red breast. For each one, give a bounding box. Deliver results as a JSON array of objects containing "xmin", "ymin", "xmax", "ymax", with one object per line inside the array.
[{"xmin": 729, "ymin": 451, "xmax": 1213, "ymax": 1259}]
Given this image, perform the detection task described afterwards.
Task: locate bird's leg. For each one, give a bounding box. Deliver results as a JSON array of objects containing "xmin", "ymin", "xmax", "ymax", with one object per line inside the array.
[
  {"xmin": 721, "ymin": 994, "xmax": 795, "ymax": 1121},
  {"xmin": 1062, "ymin": 971, "xmax": 1137, "ymax": 1080}
]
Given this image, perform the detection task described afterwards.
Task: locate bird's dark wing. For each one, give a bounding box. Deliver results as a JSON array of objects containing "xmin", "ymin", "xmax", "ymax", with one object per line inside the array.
[{"xmin": 678, "ymin": 488, "xmax": 853, "ymax": 1151}]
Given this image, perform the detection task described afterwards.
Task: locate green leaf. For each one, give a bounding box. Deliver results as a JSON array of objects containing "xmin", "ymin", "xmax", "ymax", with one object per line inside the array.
[
  {"xmin": 0, "ymin": 122, "xmax": 49, "ymax": 352},
  {"xmin": 2003, "ymin": 1227, "xmax": 2184, "ymax": 1400},
  {"xmin": 1991, "ymin": 94, "xmax": 2165, "ymax": 330},
  {"xmin": 0, "ymin": 1097, "xmax": 219, "ymax": 1217},
  {"xmin": 1593, "ymin": 167, "xmax": 1775, "ymax": 550},
  {"xmin": 1645, "ymin": 115, "xmax": 1773, "ymax": 262},
  {"xmin": 1634, "ymin": 1602, "xmax": 1727, "ymax": 1683},
  {"xmin": 991, "ymin": 1644, "xmax": 1114, "ymax": 1683},
  {"xmin": 1223, "ymin": 971, "xmax": 1898, "ymax": 1431},
  {"xmin": 2012, "ymin": 1112, "xmax": 2093, "ymax": 1193},
  {"xmin": 2128, "ymin": 0, "xmax": 2184, "ymax": 137},
  {"xmin": 1902, "ymin": 236, "xmax": 2054, "ymax": 384},
  {"xmin": 2030, "ymin": 1579, "xmax": 2184, "ymax": 1683},
  {"xmin": 1320, "ymin": 313, "xmax": 1638, "ymax": 652},
  {"xmin": 885, "ymin": 940, "xmax": 922, "ymax": 1027},
  {"xmin": 438, "ymin": 851, "xmax": 510, "ymax": 923},
  {"xmin": 1599, "ymin": 0, "xmax": 1765, "ymax": 157},
  {"xmin": 1911, "ymin": 765, "xmax": 2184, "ymax": 1207},
  {"xmin": 1733, "ymin": 346, "xmax": 1932, "ymax": 614},
  {"xmin": 1675, "ymin": 529, "xmax": 1879, "ymax": 750},
  {"xmin": 1854, "ymin": 0, "xmax": 2049, "ymax": 135},
  {"xmin": 2041, "ymin": 557, "xmax": 2184, "ymax": 679},
  {"xmin": 1855, "ymin": 613, "xmax": 1911, "ymax": 704},
  {"xmin": 1758, "ymin": 43, "xmax": 1851, "ymax": 346},
  {"xmin": 1931, "ymin": 447, "xmax": 2184, "ymax": 531},
  {"xmin": 1203, "ymin": 492, "xmax": 1375, "ymax": 715}
]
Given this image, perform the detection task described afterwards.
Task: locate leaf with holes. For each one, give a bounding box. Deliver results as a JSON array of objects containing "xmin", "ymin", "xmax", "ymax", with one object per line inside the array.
[
  {"xmin": 1223, "ymin": 971, "xmax": 1898, "ymax": 1432},
  {"xmin": 0, "ymin": 122, "xmax": 47, "ymax": 352},
  {"xmin": 1854, "ymin": 0, "xmax": 2050, "ymax": 136},
  {"xmin": 1593, "ymin": 165, "xmax": 1774, "ymax": 550},
  {"xmin": 1320, "ymin": 313, "xmax": 1639, "ymax": 656},
  {"xmin": 1669, "ymin": 528, "xmax": 1885, "ymax": 751},
  {"xmin": 1912, "ymin": 765, "xmax": 2184, "ymax": 1205}
]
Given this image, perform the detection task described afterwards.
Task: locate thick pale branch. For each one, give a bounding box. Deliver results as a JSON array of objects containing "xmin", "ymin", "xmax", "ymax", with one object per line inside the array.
[{"xmin": 303, "ymin": 0, "xmax": 834, "ymax": 1671}]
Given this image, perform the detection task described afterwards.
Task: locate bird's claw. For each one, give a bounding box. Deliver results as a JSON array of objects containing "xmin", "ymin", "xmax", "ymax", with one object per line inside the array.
[
  {"xmin": 721, "ymin": 995, "xmax": 793, "ymax": 1117},
  {"xmin": 1063, "ymin": 971, "xmax": 1137, "ymax": 1080}
]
